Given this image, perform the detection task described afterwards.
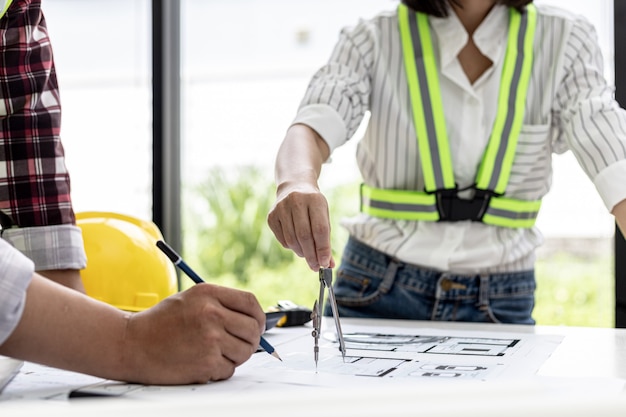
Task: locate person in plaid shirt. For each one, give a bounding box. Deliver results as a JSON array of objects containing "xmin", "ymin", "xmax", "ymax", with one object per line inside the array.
[
  {"xmin": 0, "ymin": 1, "xmax": 268, "ymax": 384},
  {"xmin": 0, "ymin": 0, "xmax": 86, "ymax": 292}
]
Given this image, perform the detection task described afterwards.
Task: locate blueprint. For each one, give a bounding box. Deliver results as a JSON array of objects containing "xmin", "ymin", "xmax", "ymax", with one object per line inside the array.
[{"xmin": 0, "ymin": 321, "xmax": 566, "ymax": 401}]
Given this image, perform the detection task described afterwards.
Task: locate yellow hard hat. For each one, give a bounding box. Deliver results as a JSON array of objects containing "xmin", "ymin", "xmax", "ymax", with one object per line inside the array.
[{"xmin": 76, "ymin": 211, "xmax": 178, "ymax": 312}]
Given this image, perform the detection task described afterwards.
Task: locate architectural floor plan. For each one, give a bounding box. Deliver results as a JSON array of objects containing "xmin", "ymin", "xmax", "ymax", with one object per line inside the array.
[{"xmin": 0, "ymin": 321, "xmax": 565, "ymax": 400}]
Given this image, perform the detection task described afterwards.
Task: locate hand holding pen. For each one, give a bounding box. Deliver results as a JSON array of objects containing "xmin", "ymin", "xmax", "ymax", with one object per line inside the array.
[
  {"xmin": 156, "ymin": 240, "xmax": 282, "ymax": 361},
  {"xmin": 111, "ymin": 264, "xmax": 269, "ymax": 383}
]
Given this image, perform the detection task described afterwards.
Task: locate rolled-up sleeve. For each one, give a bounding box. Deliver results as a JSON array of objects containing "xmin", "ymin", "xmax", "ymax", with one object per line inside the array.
[
  {"xmin": 2, "ymin": 224, "xmax": 86, "ymax": 271},
  {"xmin": 0, "ymin": 238, "xmax": 34, "ymax": 346}
]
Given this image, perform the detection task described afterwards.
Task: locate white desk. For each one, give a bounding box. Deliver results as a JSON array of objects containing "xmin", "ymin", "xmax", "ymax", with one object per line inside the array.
[{"xmin": 1, "ymin": 319, "xmax": 626, "ymax": 416}]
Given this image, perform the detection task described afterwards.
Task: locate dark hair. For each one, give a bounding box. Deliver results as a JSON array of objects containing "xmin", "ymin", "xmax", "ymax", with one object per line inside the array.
[{"xmin": 401, "ymin": 0, "xmax": 533, "ymax": 17}]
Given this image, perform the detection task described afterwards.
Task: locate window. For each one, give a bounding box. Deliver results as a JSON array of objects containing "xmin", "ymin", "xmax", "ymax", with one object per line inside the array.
[
  {"xmin": 178, "ymin": 0, "xmax": 387, "ymax": 300},
  {"xmin": 45, "ymin": 0, "xmax": 152, "ymax": 219},
  {"xmin": 45, "ymin": 0, "xmax": 618, "ymax": 325}
]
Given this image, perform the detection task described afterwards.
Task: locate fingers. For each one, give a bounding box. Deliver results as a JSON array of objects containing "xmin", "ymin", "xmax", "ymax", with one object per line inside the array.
[
  {"xmin": 187, "ymin": 286, "xmax": 265, "ymax": 378},
  {"xmin": 123, "ymin": 284, "xmax": 265, "ymax": 384},
  {"xmin": 308, "ymin": 202, "xmax": 333, "ymax": 269},
  {"xmin": 268, "ymin": 193, "xmax": 308, "ymax": 257},
  {"xmin": 192, "ymin": 298, "xmax": 261, "ymax": 370},
  {"xmin": 205, "ymin": 284, "xmax": 266, "ymax": 335},
  {"xmin": 218, "ymin": 322, "xmax": 261, "ymax": 366},
  {"xmin": 268, "ymin": 190, "xmax": 333, "ymax": 270}
]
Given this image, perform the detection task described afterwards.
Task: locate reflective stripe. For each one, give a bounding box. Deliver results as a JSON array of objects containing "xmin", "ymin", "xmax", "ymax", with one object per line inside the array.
[
  {"xmin": 361, "ymin": 184, "xmax": 542, "ymax": 227},
  {"xmin": 0, "ymin": 0, "xmax": 12, "ymax": 19},
  {"xmin": 360, "ymin": 4, "xmax": 540, "ymax": 229},
  {"xmin": 477, "ymin": 5, "xmax": 537, "ymax": 193},
  {"xmin": 399, "ymin": 6, "xmax": 454, "ymax": 191},
  {"xmin": 361, "ymin": 185, "xmax": 439, "ymax": 221},
  {"xmin": 484, "ymin": 196, "xmax": 541, "ymax": 228}
]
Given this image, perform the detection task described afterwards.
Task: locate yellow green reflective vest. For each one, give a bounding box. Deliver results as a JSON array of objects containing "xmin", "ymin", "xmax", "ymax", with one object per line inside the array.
[
  {"xmin": 0, "ymin": 0, "xmax": 12, "ymax": 19},
  {"xmin": 361, "ymin": 3, "xmax": 540, "ymax": 229}
]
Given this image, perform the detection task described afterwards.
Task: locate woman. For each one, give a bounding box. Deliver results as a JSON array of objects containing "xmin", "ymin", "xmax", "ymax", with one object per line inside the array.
[{"xmin": 268, "ymin": 0, "xmax": 626, "ymax": 324}]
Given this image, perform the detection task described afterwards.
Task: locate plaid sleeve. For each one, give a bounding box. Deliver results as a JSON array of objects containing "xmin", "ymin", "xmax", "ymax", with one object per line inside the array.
[
  {"xmin": 0, "ymin": 0, "xmax": 75, "ymax": 228},
  {"xmin": 0, "ymin": 0, "xmax": 86, "ymax": 271}
]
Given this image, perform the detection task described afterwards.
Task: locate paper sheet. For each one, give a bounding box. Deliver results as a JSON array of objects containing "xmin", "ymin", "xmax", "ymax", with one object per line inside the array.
[{"xmin": 3, "ymin": 321, "xmax": 625, "ymax": 402}]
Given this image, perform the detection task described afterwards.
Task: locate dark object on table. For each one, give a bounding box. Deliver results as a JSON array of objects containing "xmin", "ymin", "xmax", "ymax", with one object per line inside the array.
[
  {"xmin": 267, "ymin": 300, "xmax": 313, "ymax": 327},
  {"xmin": 265, "ymin": 311, "xmax": 287, "ymax": 331}
]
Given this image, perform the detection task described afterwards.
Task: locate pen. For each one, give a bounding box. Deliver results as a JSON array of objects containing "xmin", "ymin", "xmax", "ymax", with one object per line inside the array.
[{"xmin": 156, "ymin": 240, "xmax": 282, "ymax": 361}]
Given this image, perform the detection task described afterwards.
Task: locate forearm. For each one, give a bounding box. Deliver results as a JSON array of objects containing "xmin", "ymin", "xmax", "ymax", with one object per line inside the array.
[
  {"xmin": 270, "ymin": 123, "xmax": 335, "ymax": 270},
  {"xmin": 38, "ymin": 269, "xmax": 86, "ymax": 293},
  {"xmin": 0, "ymin": 274, "xmax": 132, "ymax": 381},
  {"xmin": 612, "ymin": 198, "xmax": 626, "ymax": 236},
  {"xmin": 275, "ymin": 124, "xmax": 330, "ymax": 195}
]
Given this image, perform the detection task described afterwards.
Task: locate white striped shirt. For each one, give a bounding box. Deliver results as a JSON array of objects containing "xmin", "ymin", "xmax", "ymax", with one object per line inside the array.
[{"xmin": 292, "ymin": 3, "xmax": 626, "ymax": 273}]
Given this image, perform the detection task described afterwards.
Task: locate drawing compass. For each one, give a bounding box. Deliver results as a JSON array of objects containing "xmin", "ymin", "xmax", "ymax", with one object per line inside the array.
[{"xmin": 311, "ymin": 267, "xmax": 346, "ymax": 370}]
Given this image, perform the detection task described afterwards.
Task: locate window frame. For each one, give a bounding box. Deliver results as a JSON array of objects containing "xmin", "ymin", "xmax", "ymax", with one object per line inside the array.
[{"xmin": 613, "ymin": 0, "xmax": 626, "ymax": 328}]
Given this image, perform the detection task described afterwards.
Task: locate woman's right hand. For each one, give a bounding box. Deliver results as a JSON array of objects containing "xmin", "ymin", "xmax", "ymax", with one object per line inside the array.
[
  {"xmin": 268, "ymin": 182, "xmax": 335, "ymax": 271},
  {"xmin": 268, "ymin": 124, "xmax": 336, "ymax": 271}
]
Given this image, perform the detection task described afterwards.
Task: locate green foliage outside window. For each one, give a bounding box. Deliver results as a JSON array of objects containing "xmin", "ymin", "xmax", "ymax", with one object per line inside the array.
[{"xmin": 186, "ymin": 166, "xmax": 295, "ymax": 285}]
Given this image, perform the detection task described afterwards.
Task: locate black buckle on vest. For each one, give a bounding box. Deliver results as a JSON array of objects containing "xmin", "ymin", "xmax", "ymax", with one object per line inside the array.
[{"xmin": 435, "ymin": 188, "xmax": 494, "ymax": 222}]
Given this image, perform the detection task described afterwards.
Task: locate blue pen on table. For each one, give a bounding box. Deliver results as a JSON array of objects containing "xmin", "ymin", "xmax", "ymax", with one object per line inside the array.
[{"xmin": 156, "ymin": 240, "xmax": 282, "ymax": 361}]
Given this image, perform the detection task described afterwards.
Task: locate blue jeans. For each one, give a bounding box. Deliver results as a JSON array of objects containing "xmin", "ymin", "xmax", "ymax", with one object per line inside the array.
[{"xmin": 324, "ymin": 237, "xmax": 536, "ymax": 324}]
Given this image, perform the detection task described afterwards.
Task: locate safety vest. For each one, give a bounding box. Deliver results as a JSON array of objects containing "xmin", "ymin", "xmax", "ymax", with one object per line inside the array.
[
  {"xmin": 0, "ymin": 0, "xmax": 12, "ymax": 19},
  {"xmin": 361, "ymin": 4, "xmax": 540, "ymax": 229}
]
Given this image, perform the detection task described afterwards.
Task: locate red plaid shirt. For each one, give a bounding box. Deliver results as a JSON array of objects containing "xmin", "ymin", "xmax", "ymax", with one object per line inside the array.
[{"xmin": 0, "ymin": 0, "xmax": 85, "ymax": 271}]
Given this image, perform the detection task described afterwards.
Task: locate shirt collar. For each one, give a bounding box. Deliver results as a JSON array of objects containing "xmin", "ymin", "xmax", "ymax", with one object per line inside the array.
[{"xmin": 429, "ymin": 4, "xmax": 509, "ymax": 69}]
